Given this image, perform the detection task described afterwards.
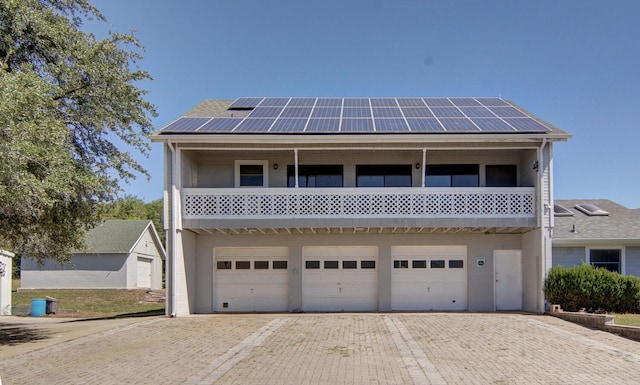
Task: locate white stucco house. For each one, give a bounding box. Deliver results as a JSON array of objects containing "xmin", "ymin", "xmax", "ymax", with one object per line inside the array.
[
  {"xmin": 552, "ymin": 199, "xmax": 640, "ymax": 276},
  {"xmin": 21, "ymin": 220, "xmax": 165, "ymax": 290},
  {"xmin": 151, "ymin": 97, "xmax": 570, "ymax": 316}
]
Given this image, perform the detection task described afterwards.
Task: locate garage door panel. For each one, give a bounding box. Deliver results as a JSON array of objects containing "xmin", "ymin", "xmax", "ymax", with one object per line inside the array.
[
  {"xmin": 137, "ymin": 258, "xmax": 152, "ymax": 288},
  {"xmin": 391, "ymin": 246, "xmax": 467, "ymax": 311},
  {"xmin": 214, "ymin": 248, "xmax": 289, "ymax": 312}
]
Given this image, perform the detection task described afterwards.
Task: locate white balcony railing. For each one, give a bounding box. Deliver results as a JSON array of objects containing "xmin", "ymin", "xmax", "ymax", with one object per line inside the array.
[{"xmin": 182, "ymin": 187, "xmax": 535, "ymax": 219}]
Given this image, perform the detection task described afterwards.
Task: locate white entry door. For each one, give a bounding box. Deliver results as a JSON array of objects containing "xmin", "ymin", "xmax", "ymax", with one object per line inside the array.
[
  {"xmin": 494, "ymin": 250, "xmax": 523, "ymax": 310},
  {"xmin": 214, "ymin": 247, "xmax": 289, "ymax": 312},
  {"xmin": 136, "ymin": 257, "xmax": 152, "ymax": 288},
  {"xmin": 391, "ymin": 246, "xmax": 467, "ymax": 311},
  {"xmin": 302, "ymin": 246, "xmax": 378, "ymax": 311}
]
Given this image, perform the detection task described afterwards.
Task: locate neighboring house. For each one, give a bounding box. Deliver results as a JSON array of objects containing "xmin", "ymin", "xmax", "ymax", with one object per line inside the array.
[
  {"xmin": 0, "ymin": 249, "xmax": 14, "ymax": 315},
  {"xmin": 21, "ymin": 220, "xmax": 165, "ymax": 290},
  {"xmin": 151, "ymin": 97, "xmax": 570, "ymax": 316},
  {"xmin": 552, "ymin": 199, "xmax": 640, "ymax": 276}
]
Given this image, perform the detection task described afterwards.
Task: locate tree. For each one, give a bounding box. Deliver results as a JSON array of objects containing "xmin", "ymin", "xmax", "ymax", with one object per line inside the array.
[
  {"xmin": 102, "ymin": 195, "xmax": 165, "ymax": 245},
  {"xmin": 0, "ymin": 0, "xmax": 157, "ymax": 263}
]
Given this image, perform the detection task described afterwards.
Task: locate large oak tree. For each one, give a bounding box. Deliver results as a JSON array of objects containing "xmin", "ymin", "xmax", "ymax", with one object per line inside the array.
[{"xmin": 0, "ymin": 0, "xmax": 157, "ymax": 263}]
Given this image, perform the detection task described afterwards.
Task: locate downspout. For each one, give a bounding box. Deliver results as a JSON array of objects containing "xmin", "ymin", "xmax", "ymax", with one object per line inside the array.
[
  {"xmin": 538, "ymin": 137, "xmax": 548, "ymax": 313},
  {"xmin": 167, "ymin": 140, "xmax": 177, "ymax": 317}
]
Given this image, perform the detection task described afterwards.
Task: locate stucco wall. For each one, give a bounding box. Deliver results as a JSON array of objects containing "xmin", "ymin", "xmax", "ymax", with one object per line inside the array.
[
  {"xmin": 21, "ymin": 254, "xmax": 128, "ymax": 289},
  {"xmin": 181, "ymin": 232, "xmax": 527, "ymax": 314}
]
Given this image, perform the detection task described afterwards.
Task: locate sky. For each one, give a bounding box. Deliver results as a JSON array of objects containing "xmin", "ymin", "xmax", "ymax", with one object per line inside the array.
[{"xmin": 85, "ymin": 0, "xmax": 640, "ymax": 208}]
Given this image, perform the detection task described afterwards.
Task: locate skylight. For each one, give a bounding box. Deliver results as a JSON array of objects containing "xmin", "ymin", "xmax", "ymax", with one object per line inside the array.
[
  {"xmin": 574, "ymin": 204, "xmax": 609, "ymax": 216},
  {"xmin": 553, "ymin": 204, "xmax": 573, "ymax": 217}
]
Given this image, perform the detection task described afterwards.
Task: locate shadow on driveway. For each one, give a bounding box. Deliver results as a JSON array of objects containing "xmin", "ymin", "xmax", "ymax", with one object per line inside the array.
[{"xmin": 0, "ymin": 323, "xmax": 52, "ymax": 346}]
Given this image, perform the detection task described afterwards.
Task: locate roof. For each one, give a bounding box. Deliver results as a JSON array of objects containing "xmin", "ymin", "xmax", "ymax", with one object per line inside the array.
[
  {"xmin": 76, "ymin": 220, "xmax": 165, "ymax": 256},
  {"xmin": 553, "ymin": 199, "xmax": 640, "ymax": 244},
  {"xmin": 151, "ymin": 98, "xmax": 570, "ymax": 141}
]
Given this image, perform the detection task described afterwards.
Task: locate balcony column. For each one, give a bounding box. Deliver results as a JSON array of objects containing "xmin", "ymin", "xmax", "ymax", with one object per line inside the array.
[
  {"xmin": 294, "ymin": 148, "xmax": 299, "ymax": 188},
  {"xmin": 421, "ymin": 148, "xmax": 427, "ymax": 187}
]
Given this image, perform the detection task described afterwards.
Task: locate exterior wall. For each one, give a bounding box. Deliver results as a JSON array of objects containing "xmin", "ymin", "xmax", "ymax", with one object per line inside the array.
[
  {"xmin": 21, "ymin": 254, "xmax": 128, "ymax": 289},
  {"xmin": 626, "ymin": 247, "xmax": 640, "ymax": 277},
  {"xmin": 0, "ymin": 250, "xmax": 13, "ymax": 315},
  {"xmin": 521, "ymin": 229, "xmax": 542, "ymax": 312},
  {"xmin": 184, "ymin": 232, "xmax": 527, "ymax": 314},
  {"xmin": 128, "ymin": 228, "xmax": 164, "ymax": 289},
  {"xmin": 552, "ymin": 247, "xmax": 585, "ymax": 267}
]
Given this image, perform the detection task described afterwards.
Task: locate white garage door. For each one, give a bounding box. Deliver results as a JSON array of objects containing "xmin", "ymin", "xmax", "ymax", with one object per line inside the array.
[
  {"xmin": 391, "ymin": 246, "xmax": 467, "ymax": 311},
  {"xmin": 214, "ymin": 247, "xmax": 289, "ymax": 312},
  {"xmin": 136, "ymin": 257, "xmax": 152, "ymax": 288},
  {"xmin": 303, "ymin": 246, "xmax": 378, "ymax": 312}
]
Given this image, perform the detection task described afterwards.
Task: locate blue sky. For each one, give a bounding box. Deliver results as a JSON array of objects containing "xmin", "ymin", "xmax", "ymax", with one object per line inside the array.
[{"xmin": 87, "ymin": 0, "xmax": 640, "ymax": 208}]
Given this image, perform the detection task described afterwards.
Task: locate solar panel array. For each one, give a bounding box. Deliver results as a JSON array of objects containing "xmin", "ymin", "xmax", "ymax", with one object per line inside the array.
[{"xmin": 160, "ymin": 97, "xmax": 552, "ymax": 134}]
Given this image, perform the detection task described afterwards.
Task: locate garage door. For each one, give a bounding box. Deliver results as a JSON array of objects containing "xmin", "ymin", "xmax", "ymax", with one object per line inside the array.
[
  {"xmin": 136, "ymin": 257, "xmax": 152, "ymax": 288},
  {"xmin": 302, "ymin": 246, "xmax": 378, "ymax": 311},
  {"xmin": 391, "ymin": 246, "xmax": 467, "ymax": 311},
  {"xmin": 214, "ymin": 247, "xmax": 289, "ymax": 312}
]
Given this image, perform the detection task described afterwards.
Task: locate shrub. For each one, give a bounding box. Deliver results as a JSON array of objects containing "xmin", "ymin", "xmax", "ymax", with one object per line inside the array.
[{"xmin": 544, "ymin": 263, "xmax": 640, "ymax": 313}]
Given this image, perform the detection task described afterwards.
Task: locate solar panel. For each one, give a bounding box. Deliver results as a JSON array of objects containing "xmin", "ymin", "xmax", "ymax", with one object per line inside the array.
[
  {"xmin": 198, "ymin": 118, "xmax": 243, "ymax": 132},
  {"xmin": 375, "ymin": 119, "xmax": 410, "ymax": 132},
  {"xmin": 341, "ymin": 118, "xmax": 373, "ymax": 132},
  {"xmin": 401, "ymin": 108, "xmax": 434, "ymax": 118},
  {"xmin": 471, "ymin": 118, "xmax": 515, "ymax": 132},
  {"xmin": 160, "ymin": 117, "xmax": 210, "ymax": 132},
  {"xmin": 440, "ymin": 118, "xmax": 479, "ymax": 131},
  {"xmin": 228, "ymin": 97, "xmax": 264, "ymax": 109},
  {"xmin": 159, "ymin": 97, "xmax": 554, "ymax": 135},
  {"xmin": 431, "ymin": 107, "xmax": 464, "ymax": 118},
  {"xmin": 372, "ymin": 107, "xmax": 403, "ymax": 118},
  {"xmin": 406, "ymin": 118, "xmax": 444, "ymax": 132}
]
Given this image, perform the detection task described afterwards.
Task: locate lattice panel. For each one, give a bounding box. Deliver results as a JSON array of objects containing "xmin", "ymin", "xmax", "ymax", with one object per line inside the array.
[{"xmin": 184, "ymin": 189, "xmax": 535, "ymax": 218}]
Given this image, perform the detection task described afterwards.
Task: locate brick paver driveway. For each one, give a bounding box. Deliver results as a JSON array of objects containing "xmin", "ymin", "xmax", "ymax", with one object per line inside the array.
[{"xmin": 1, "ymin": 313, "xmax": 639, "ymax": 384}]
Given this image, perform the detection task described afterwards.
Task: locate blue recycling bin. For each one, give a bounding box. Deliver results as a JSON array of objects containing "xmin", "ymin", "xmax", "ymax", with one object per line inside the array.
[{"xmin": 30, "ymin": 298, "xmax": 46, "ymax": 316}]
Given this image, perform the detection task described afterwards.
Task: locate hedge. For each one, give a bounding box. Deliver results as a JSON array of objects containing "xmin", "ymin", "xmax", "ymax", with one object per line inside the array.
[{"xmin": 544, "ymin": 263, "xmax": 640, "ymax": 313}]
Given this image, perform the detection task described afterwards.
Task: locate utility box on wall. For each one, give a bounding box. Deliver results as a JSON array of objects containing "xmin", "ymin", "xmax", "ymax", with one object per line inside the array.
[{"xmin": 0, "ymin": 249, "xmax": 14, "ymax": 316}]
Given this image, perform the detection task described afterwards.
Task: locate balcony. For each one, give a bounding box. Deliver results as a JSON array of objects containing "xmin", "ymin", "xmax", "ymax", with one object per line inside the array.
[{"xmin": 181, "ymin": 187, "xmax": 536, "ymax": 231}]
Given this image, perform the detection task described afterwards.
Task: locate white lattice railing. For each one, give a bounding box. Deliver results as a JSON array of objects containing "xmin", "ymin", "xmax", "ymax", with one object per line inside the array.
[{"xmin": 182, "ymin": 187, "xmax": 535, "ymax": 219}]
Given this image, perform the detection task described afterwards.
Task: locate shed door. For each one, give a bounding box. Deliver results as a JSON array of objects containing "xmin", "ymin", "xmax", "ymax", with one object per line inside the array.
[
  {"xmin": 302, "ymin": 246, "xmax": 378, "ymax": 311},
  {"xmin": 214, "ymin": 247, "xmax": 289, "ymax": 312},
  {"xmin": 391, "ymin": 246, "xmax": 467, "ymax": 311},
  {"xmin": 136, "ymin": 257, "xmax": 152, "ymax": 288}
]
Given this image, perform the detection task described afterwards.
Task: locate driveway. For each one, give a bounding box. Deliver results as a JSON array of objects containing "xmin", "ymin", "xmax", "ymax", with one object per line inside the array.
[{"xmin": 1, "ymin": 313, "xmax": 639, "ymax": 384}]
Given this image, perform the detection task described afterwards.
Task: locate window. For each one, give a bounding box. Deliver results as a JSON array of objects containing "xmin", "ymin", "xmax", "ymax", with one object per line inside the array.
[
  {"xmin": 324, "ymin": 260, "xmax": 339, "ymax": 269},
  {"xmin": 554, "ymin": 204, "xmax": 574, "ymax": 217},
  {"xmin": 273, "ymin": 261, "xmax": 288, "ymax": 269},
  {"xmin": 356, "ymin": 165, "xmax": 412, "ymax": 187},
  {"xmin": 449, "ymin": 260, "xmax": 464, "ymax": 269},
  {"xmin": 217, "ymin": 261, "xmax": 232, "ymax": 270},
  {"xmin": 235, "ymin": 161, "xmax": 268, "ymax": 187},
  {"xmin": 394, "ymin": 260, "xmax": 409, "ymax": 268},
  {"xmin": 254, "ymin": 261, "xmax": 269, "ymax": 270},
  {"xmin": 343, "ymin": 260, "xmax": 357, "ymax": 269},
  {"xmin": 426, "ymin": 165, "xmax": 479, "ymax": 187},
  {"xmin": 287, "ymin": 165, "xmax": 343, "ymax": 187},
  {"xmin": 486, "ymin": 165, "xmax": 517, "ymax": 187},
  {"xmin": 575, "ymin": 204, "xmax": 609, "ymax": 216},
  {"xmin": 590, "ymin": 249, "xmax": 620, "ymax": 273},
  {"xmin": 361, "ymin": 260, "xmax": 376, "ymax": 269},
  {"xmin": 412, "ymin": 260, "xmax": 427, "ymax": 268},
  {"xmin": 431, "ymin": 260, "xmax": 445, "ymax": 268},
  {"xmin": 305, "ymin": 260, "xmax": 320, "ymax": 269},
  {"xmin": 236, "ymin": 261, "xmax": 250, "ymax": 269}
]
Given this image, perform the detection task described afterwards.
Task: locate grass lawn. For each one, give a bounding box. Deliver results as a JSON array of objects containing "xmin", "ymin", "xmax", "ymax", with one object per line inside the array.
[
  {"xmin": 610, "ymin": 313, "xmax": 640, "ymax": 327},
  {"xmin": 11, "ymin": 279, "xmax": 164, "ymax": 319}
]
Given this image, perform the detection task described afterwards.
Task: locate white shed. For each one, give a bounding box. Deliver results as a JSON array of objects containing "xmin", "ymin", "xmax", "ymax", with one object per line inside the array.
[
  {"xmin": 21, "ymin": 220, "xmax": 165, "ymax": 290},
  {"xmin": 0, "ymin": 249, "xmax": 14, "ymax": 315}
]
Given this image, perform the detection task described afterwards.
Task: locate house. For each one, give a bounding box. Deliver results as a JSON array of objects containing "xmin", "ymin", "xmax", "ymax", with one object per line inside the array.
[
  {"xmin": 150, "ymin": 97, "xmax": 570, "ymax": 316},
  {"xmin": 552, "ymin": 199, "xmax": 640, "ymax": 276},
  {"xmin": 21, "ymin": 220, "xmax": 165, "ymax": 290},
  {"xmin": 0, "ymin": 249, "xmax": 13, "ymax": 315}
]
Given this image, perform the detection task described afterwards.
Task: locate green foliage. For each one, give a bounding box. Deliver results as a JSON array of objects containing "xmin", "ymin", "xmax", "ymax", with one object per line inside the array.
[
  {"xmin": 544, "ymin": 263, "xmax": 640, "ymax": 313},
  {"xmin": 0, "ymin": 0, "xmax": 156, "ymax": 263},
  {"xmin": 102, "ymin": 195, "xmax": 164, "ymax": 245}
]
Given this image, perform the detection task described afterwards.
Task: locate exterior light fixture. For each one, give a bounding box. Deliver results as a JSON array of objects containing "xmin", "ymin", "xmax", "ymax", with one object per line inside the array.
[
  {"xmin": 273, "ymin": 163, "xmax": 278, "ymax": 170},
  {"xmin": 415, "ymin": 163, "xmax": 421, "ymax": 169}
]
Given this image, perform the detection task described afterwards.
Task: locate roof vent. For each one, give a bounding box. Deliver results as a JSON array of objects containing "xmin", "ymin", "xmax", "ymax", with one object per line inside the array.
[
  {"xmin": 553, "ymin": 204, "xmax": 573, "ymax": 217},
  {"xmin": 574, "ymin": 203, "xmax": 609, "ymax": 216}
]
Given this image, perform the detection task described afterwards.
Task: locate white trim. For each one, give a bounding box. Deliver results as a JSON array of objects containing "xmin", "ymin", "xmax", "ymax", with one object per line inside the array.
[{"xmin": 234, "ymin": 160, "xmax": 269, "ymax": 188}]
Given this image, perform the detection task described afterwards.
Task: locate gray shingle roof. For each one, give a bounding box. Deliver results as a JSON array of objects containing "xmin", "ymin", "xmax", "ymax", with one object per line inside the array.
[
  {"xmin": 77, "ymin": 220, "xmax": 154, "ymax": 254},
  {"xmin": 553, "ymin": 199, "xmax": 640, "ymax": 242}
]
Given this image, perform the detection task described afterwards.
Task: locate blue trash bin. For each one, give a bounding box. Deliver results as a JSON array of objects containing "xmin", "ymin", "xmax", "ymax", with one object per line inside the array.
[{"xmin": 30, "ymin": 298, "xmax": 46, "ymax": 317}]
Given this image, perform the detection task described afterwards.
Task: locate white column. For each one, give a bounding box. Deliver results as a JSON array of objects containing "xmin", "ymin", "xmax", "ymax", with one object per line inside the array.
[
  {"xmin": 294, "ymin": 149, "xmax": 299, "ymax": 188},
  {"xmin": 421, "ymin": 148, "xmax": 427, "ymax": 187}
]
